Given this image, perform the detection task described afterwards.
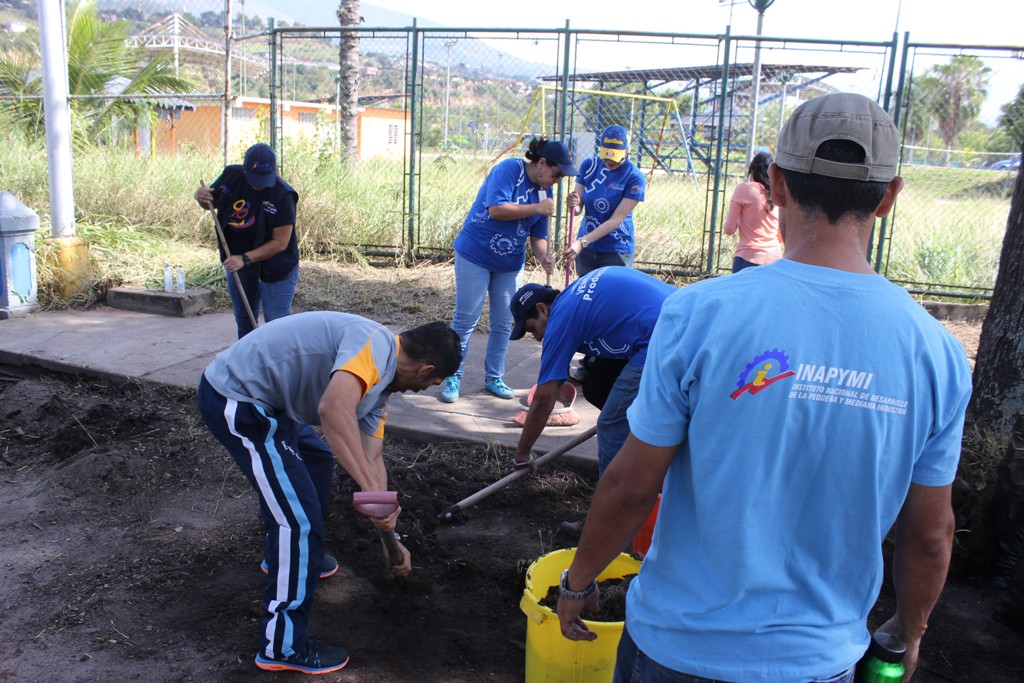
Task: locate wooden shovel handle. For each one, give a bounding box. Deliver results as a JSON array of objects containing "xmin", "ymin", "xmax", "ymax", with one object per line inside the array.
[{"xmin": 379, "ymin": 529, "xmax": 404, "ymax": 566}]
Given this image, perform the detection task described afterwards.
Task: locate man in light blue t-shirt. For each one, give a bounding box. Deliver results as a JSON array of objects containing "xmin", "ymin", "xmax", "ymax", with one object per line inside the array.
[{"xmin": 556, "ymin": 94, "xmax": 973, "ymax": 683}]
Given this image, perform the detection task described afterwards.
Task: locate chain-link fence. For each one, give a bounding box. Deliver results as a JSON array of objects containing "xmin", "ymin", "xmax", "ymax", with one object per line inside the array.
[
  {"xmin": 2, "ymin": 1, "xmax": 1021, "ymax": 297},
  {"xmin": 887, "ymin": 42, "xmax": 1024, "ymax": 297}
]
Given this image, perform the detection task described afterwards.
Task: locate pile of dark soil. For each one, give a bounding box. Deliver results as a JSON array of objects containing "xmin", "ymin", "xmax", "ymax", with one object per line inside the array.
[{"xmin": 0, "ymin": 369, "xmax": 1021, "ymax": 682}]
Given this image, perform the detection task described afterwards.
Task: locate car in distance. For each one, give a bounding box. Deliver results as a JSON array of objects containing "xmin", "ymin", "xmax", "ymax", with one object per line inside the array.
[{"xmin": 990, "ymin": 155, "xmax": 1022, "ymax": 171}]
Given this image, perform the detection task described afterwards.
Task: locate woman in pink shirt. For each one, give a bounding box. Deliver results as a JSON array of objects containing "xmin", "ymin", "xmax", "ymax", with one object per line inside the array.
[{"xmin": 723, "ymin": 151, "xmax": 782, "ymax": 272}]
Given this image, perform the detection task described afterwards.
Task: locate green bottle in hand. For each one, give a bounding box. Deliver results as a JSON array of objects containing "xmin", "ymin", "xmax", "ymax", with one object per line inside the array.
[{"xmin": 855, "ymin": 631, "xmax": 906, "ymax": 683}]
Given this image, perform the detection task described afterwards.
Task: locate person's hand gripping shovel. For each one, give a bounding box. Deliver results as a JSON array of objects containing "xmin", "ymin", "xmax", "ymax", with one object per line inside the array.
[
  {"xmin": 352, "ymin": 491, "xmax": 441, "ymax": 595},
  {"xmin": 198, "ymin": 180, "xmax": 258, "ymax": 330}
]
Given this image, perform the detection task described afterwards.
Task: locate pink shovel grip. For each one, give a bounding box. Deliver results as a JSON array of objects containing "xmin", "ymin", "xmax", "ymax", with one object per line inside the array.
[{"xmin": 352, "ymin": 491, "xmax": 399, "ymax": 518}]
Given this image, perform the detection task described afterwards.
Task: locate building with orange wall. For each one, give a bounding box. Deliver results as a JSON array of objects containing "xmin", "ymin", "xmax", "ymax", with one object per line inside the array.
[{"xmin": 145, "ymin": 96, "xmax": 408, "ymax": 161}]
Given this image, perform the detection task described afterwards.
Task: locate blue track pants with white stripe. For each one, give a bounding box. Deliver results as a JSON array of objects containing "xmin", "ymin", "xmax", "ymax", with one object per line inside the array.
[{"xmin": 198, "ymin": 374, "xmax": 335, "ymax": 660}]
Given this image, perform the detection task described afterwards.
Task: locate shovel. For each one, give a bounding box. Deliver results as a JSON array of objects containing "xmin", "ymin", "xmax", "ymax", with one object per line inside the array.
[
  {"xmin": 199, "ymin": 180, "xmax": 258, "ymax": 331},
  {"xmin": 351, "ymin": 491, "xmax": 441, "ymax": 595},
  {"xmin": 438, "ymin": 425, "xmax": 597, "ymax": 521}
]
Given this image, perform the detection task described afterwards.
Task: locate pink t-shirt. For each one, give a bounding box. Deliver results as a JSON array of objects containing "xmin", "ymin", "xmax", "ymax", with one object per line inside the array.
[{"xmin": 723, "ymin": 181, "xmax": 782, "ymax": 264}]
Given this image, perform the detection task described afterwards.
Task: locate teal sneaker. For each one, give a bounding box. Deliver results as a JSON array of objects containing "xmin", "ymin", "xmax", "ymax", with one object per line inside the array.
[
  {"xmin": 484, "ymin": 377, "xmax": 515, "ymax": 399},
  {"xmin": 440, "ymin": 376, "xmax": 460, "ymax": 403}
]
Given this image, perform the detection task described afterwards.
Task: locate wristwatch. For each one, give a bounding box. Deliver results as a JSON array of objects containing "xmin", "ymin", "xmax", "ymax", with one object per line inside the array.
[
  {"xmin": 579, "ymin": 238, "xmax": 589, "ymax": 249},
  {"xmin": 241, "ymin": 253, "xmax": 252, "ymax": 267},
  {"xmin": 559, "ymin": 569, "xmax": 597, "ymax": 601}
]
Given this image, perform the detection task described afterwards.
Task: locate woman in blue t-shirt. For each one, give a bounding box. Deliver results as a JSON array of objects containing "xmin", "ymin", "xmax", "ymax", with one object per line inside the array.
[
  {"xmin": 564, "ymin": 125, "xmax": 647, "ymax": 276},
  {"xmin": 439, "ymin": 137, "xmax": 576, "ymax": 403}
]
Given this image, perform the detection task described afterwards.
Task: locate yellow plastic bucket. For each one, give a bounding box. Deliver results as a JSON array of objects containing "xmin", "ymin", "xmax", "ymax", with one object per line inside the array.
[{"xmin": 520, "ymin": 548, "xmax": 641, "ymax": 683}]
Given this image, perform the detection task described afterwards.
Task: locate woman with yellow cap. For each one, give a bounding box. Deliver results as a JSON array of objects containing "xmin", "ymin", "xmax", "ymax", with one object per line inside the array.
[{"xmin": 564, "ymin": 124, "xmax": 647, "ymax": 276}]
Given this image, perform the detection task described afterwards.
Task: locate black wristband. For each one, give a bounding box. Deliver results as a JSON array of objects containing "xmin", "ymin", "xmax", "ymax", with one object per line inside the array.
[
  {"xmin": 241, "ymin": 253, "xmax": 251, "ymax": 267},
  {"xmin": 559, "ymin": 569, "xmax": 597, "ymax": 601}
]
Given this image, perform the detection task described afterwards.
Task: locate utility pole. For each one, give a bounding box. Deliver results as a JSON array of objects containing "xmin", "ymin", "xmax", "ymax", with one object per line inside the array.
[
  {"xmin": 38, "ymin": 0, "xmax": 90, "ymax": 295},
  {"xmin": 443, "ymin": 40, "xmax": 457, "ymax": 149},
  {"xmin": 746, "ymin": 0, "xmax": 775, "ymax": 164}
]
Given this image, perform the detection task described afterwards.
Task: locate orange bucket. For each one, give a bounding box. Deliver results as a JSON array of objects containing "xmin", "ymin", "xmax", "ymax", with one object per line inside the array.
[{"xmin": 631, "ymin": 494, "xmax": 661, "ymax": 555}]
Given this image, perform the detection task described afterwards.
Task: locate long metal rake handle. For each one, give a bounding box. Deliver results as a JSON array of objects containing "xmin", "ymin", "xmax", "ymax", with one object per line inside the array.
[{"xmin": 438, "ymin": 425, "xmax": 597, "ymax": 520}]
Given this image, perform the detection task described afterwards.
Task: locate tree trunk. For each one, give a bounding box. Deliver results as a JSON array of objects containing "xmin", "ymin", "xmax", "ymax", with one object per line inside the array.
[
  {"xmin": 336, "ymin": 0, "xmax": 361, "ymax": 162},
  {"xmin": 967, "ymin": 143, "xmax": 1024, "ymax": 436}
]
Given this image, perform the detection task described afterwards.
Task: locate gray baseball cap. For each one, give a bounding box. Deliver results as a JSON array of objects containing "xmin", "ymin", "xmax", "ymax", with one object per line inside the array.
[{"xmin": 775, "ymin": 93, "xmax": 899, "ymax": 182}]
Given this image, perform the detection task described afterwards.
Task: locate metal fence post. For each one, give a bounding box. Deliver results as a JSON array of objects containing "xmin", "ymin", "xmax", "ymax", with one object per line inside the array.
[
  {"xmin": 556, "ymin": 20, "xmax": 573, "ymax": 256},
  {"xmin": 269, "ymin": 18, "xmax": 277, "ymax": 153},
  {"xmin": 222, "ymin": 0, "xmax": 233, "ymax": 167},
  {"xmin": 873, "ymin": 31, "xmax": 912, "ymax": 274},
  {"xmin": 406, "ymin": 21, "xmax": 420, "ymax": 263},
  {"xmin": 707, "ymin": 26, "xmax": 733, "ymax": 275}
]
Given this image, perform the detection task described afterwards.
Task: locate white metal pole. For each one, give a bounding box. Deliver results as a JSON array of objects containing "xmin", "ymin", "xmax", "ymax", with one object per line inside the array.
[
  {"xmin": 747, "ymin": 8, "xmax": 764, "ymax": 165},
  {"xmin": 37, "ymin": 0, "xmax": 75, "ymax": 238}
]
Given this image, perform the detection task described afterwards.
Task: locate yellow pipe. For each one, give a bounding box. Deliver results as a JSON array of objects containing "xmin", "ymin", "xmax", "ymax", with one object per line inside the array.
[{"xmin": 46, "ymin": 236, "xmax": 92, "ymax": 297}]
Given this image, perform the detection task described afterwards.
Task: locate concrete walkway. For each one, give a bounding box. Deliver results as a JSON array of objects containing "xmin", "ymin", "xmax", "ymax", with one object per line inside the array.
[{"xmin": 0, "ymin": 305, "xmax": 599, "ymax": 463}]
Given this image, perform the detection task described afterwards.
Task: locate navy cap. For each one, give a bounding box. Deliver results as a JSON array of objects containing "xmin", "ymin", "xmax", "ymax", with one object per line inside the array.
[
  {"xmin": 243, "ymin": 143, "xmax": 278, "ymax": 188},
  {"xmin": 537, "ymin": 140, "xmax": 578, "ymax": 177},
  {"xmin": 510, "ymin": 283, "xmax": 555, "ymax": 340}
]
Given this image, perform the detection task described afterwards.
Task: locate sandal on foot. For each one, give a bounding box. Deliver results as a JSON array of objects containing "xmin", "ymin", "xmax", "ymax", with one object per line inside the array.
[{"xmin": 512, "ymin": 457, "xmax": 534, "ymax": 470}]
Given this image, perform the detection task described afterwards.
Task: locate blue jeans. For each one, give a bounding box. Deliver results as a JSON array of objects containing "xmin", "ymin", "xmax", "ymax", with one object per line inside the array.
[
  {"xmin": 226, "ymin": 264, "xmax": 299, "ymax": 339},
  {"xmin": 576, "ymin": 249, "xmax": 634, "ymax": 277},
  {"xmin": 614, "ymin": 625, "xmax": 856, "ymax": 683},
  {"xmin": 451, "ymin": 252, "xmax": 523, "ymax": 380},
  {"xmin": 731, "ymin": 256, "xmax": 760, "ymax": 273},
  {"xmin": 597, "ymin": 361, "xmax": 644, "ymax": 476}
]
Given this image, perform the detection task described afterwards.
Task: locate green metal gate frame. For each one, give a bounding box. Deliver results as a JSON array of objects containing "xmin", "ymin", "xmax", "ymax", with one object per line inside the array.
[{"xmin": 246, "ymin": 22, "xmax": 1018, "ymax": 298}]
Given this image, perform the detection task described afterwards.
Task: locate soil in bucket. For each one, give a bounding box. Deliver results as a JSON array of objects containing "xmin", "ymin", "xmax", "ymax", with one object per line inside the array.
[
  {"xmin": 520, "ymin": 548, "xmax": 641, "ymax": 683},
  {"xmin": 539, "ymin": 574, "xmax": 636, "ymax": 622}
]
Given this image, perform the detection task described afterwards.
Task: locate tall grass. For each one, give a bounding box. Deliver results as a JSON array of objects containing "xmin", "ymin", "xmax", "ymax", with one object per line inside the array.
[
  {"xmin": 0, "ymin": 136, "xmax": 1012, "ymax": 307},
  {"xmin": 884, "ymin": 166, "xmax": 1012, "ymax": 290}
]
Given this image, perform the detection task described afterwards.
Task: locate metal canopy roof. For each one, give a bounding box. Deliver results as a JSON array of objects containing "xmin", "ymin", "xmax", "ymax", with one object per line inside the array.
[{"xmin": 542, "ymin": 63, "xmax": 861, "ymax": 83}]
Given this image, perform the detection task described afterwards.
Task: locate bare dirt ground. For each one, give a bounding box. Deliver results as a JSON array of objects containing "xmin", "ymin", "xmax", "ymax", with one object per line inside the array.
[{"xmin": 0, "ymin": 304, "xmax": 1020, "ymax": 682}]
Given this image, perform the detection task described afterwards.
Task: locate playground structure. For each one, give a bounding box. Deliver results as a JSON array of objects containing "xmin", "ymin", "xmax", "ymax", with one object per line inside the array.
[{"xmin": 539, "ymin": 63, "xmax": 862, "ymax": 179}]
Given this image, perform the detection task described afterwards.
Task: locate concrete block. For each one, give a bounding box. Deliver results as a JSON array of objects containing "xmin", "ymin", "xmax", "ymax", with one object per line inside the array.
[
  {"xmin": 106, "ymin": 287, "xmax": 215, "ymax": 317},
  {"xmin": 923, "ymin": 301, "xmax": 989, "ymax": 322}
]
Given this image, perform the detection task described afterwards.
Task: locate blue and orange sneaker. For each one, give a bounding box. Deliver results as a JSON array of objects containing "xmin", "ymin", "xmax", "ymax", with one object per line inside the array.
[
  {"xmin": 255, "ymin": 637, "xmax": 349, "ymax": 674},
  {"xmin": 260, "ymin": 553, "xmax": 339, "ymax": 579}
]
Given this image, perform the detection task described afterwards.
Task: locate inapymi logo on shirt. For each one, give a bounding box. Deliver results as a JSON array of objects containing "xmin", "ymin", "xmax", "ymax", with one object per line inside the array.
[{"xmin": 730, "ymin": 349, "xmax": 795, "ymax": 399}]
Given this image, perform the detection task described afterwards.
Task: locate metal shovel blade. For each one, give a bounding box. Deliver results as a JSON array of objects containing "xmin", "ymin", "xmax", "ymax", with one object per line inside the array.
[{"xmin": 352, "ymin": 491, "xmax": 441, "ymax": 595}]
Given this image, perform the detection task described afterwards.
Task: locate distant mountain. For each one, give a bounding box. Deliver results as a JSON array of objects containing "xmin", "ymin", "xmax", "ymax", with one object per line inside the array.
[
  {"xmin": 251, "ymin": 1, "xmax": 439, "ymax": 28},
  {"xmin": 93, "ymin": 1, "xmax": 550, "ymax": 81},
  {"xmin": 257, "ymin": 2, "xmax": 549, "ymax": 81}
]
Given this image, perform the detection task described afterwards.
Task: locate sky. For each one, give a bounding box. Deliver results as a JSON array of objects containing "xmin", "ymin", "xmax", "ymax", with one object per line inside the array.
[
  {"xmin": 359, "ymin": 0, "xmax": 1022, "ymax": 46},
  {"xmin": 248, "ymin": 0, "xmax": 1022, "ymax": 123}
]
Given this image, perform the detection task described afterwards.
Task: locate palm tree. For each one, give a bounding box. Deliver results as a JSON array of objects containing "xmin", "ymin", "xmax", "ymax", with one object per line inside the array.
[
  {"xmin": 1000, "ymin": 84, "xmax": 1024, "ymax": 150},
  {"xmin": 902, "ymin": 74, "xmax": 940, "ymax": 165},
  {"xmin": 0, "ymin": 0, "xmax": 193, "ymax": 148},
  {"xmin": 336, "ymin": 0, "xmax": 361, "ymax": 161},
  {"xmin": 925, "ymin": 55, "xmax": 991, "ymax": 166}
]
